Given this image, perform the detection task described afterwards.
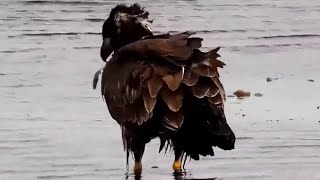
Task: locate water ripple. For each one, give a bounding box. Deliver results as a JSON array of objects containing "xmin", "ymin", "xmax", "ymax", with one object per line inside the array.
[
  {"xmin": 10, "ymin": 32, "xmax": 100, "ymax": 38},
  {"xmin": 2, "ymin": 84, "xmax": 42, "ymax": 88},
  {"xmin": 250, "ymin": 34, "xmax": 320, "ymax": 39},
  {"xmin": 21, "ymin": 1, "xmax": 105, "ymax": 5}
]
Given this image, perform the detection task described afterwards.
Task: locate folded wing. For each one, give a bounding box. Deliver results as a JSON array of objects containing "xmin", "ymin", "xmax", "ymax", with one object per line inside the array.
[{"xmin": 101, "ymin": 32, "xmax": 226, "ymax": 131}]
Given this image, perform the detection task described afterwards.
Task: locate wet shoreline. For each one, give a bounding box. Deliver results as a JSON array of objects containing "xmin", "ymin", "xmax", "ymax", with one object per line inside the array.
[{"xmin": 1, "ymin": 0, "xmax": 320, "ymax": 179}]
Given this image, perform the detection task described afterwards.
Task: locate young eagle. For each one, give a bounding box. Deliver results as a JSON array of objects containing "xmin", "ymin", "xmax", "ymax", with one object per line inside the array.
[{"xmin": 95, "ymin": 3, "xmax": 236, "ymax": 174}]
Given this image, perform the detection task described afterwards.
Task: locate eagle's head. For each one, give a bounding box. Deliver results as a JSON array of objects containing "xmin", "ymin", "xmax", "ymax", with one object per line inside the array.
[{"xmin": 100, "ymin": 3, "xmax": 153, "ymax": 61}]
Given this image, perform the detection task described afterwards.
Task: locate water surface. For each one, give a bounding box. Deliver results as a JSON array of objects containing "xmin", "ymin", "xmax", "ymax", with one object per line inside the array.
[{"xmin": 1, "ymin": 0, "xmax": 320, "ymax": 179}]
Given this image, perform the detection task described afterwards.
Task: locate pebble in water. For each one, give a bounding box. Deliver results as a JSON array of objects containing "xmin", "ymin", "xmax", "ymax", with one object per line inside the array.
[
  {"xmin": 233, "ymin": 90, "xmax": 251, "ymax": 98},
  {"xmin": 267, "ymin": 77, "xmax": 272, "ymax": 82},
  {"xmin": 254, "ymin": 93, "xmax": 263, "ymax": 97}
]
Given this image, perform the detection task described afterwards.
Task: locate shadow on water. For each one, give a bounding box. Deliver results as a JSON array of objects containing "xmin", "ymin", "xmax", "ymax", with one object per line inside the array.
[{"xmin": 126, "ymin": 171, "xmax": 219, "ymax": 180}]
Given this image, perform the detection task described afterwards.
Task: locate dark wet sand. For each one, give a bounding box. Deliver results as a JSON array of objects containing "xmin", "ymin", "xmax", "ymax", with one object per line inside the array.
[{"xmin": 1, "ymin": 0, "xmax": 320, "ymax": 179}]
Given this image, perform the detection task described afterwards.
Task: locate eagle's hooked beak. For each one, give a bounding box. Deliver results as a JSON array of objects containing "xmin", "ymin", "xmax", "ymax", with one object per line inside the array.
[
  {"xmin": 131, "ymin": 12, "xmax": 153, "ymax": 34},
  {"xmin": 100, "ymin": 38, "xmax": 113, "ymax": 62}
]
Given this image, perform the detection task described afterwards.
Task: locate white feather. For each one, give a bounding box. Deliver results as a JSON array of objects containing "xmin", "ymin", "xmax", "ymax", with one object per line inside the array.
[
  {"xmin": 181, "ymin": 67, "xmax": 185, "ymax": 79},
  {"xmin": 114, "ymin": 13, "xmax": 130, "ymax": 33},
  {"xmin": 137, "ymin": 18, "xmax": 152, "ymax": 31}
]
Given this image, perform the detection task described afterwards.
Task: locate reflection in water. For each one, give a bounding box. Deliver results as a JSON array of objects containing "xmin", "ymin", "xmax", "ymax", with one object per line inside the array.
[
  {"xmin": 125, "ymin": 171, "xmax": 219, "ymax": 180},
  {"xmin": 125, "ymin": 173, "xmax": 142, "ymax": 180},
  {"xmin": 173, "ymin": 171, "xmax": 218, "ymax": 180}
]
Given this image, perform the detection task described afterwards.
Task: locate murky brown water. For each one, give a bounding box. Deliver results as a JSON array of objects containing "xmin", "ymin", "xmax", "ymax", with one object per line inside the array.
[{"xmin": 1, "ymin": 0, "xmax": 320, "ymax": 179}]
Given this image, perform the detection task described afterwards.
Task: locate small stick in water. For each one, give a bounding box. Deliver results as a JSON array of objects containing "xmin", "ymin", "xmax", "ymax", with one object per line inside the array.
[{"xmin": 93, "ymin": 69, "xmax": 102, "ymax": 89}]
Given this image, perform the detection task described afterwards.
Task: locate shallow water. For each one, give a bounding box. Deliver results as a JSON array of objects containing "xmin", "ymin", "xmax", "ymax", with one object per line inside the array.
[{"xmin": 1, "ymin": 0, "xmax": 320, "ymax": 179}]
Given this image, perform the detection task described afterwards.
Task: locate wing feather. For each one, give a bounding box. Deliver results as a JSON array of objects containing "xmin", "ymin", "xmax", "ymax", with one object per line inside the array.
[
  {"xmin": 142, "ymin": 89, "xmax": 157, "ymax": 113},
  {"xmin": 163, "ymin": 108, "xmax": 184, "ymax": 131},
  {"xmin": 146, "ymin": 73, "xmax": 163, "ymax": 98},
  {"xmin": 162, "ymin": 70, "xmax": 183, "ymax": 91},
  {"xmin": 160, "ymin": 87, "xmax": 183, "ymax": 112},
  {"xmin": 100, "ymin": 31, "xmax": 226, "ymax": 128}
]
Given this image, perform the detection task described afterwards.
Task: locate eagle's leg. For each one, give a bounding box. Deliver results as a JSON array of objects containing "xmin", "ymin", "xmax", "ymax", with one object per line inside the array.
[
  {"xmin": 132, "ymin": 138, "xmax": 145, "ymax": 174},
  {"xmin": 172, "ymin": 147, "xmax": 183, "ymax": 172}
]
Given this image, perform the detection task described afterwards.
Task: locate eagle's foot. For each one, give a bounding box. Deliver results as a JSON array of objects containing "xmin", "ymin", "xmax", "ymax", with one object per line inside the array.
[{"xmin": 172, "ymin": 160, "xmax": 182, "ymax": 172}]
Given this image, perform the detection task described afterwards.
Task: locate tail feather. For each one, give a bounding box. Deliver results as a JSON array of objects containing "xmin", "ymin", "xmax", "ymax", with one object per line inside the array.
[{"xmin": 174, "ymin": 89, "xmax": 235, "ymax": 160}]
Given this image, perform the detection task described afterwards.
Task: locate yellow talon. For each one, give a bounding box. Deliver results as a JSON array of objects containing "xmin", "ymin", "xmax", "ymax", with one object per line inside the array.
[
  {"xmin": 134, "ymin": 162, "xmax": 142, "ymax": 174},
  {"xmin": 172, "ymin": 160, "xmax": 182, "ymax": 172}
]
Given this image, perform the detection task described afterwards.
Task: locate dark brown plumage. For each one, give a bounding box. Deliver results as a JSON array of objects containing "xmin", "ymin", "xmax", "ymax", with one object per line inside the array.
[
  {"xmin": 96, "ymin": 4, "xmax": 235, "ymax": 174},
  {"xmin": 100, "ymin": 4, "xmax": 152, "ymax": 61}
]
